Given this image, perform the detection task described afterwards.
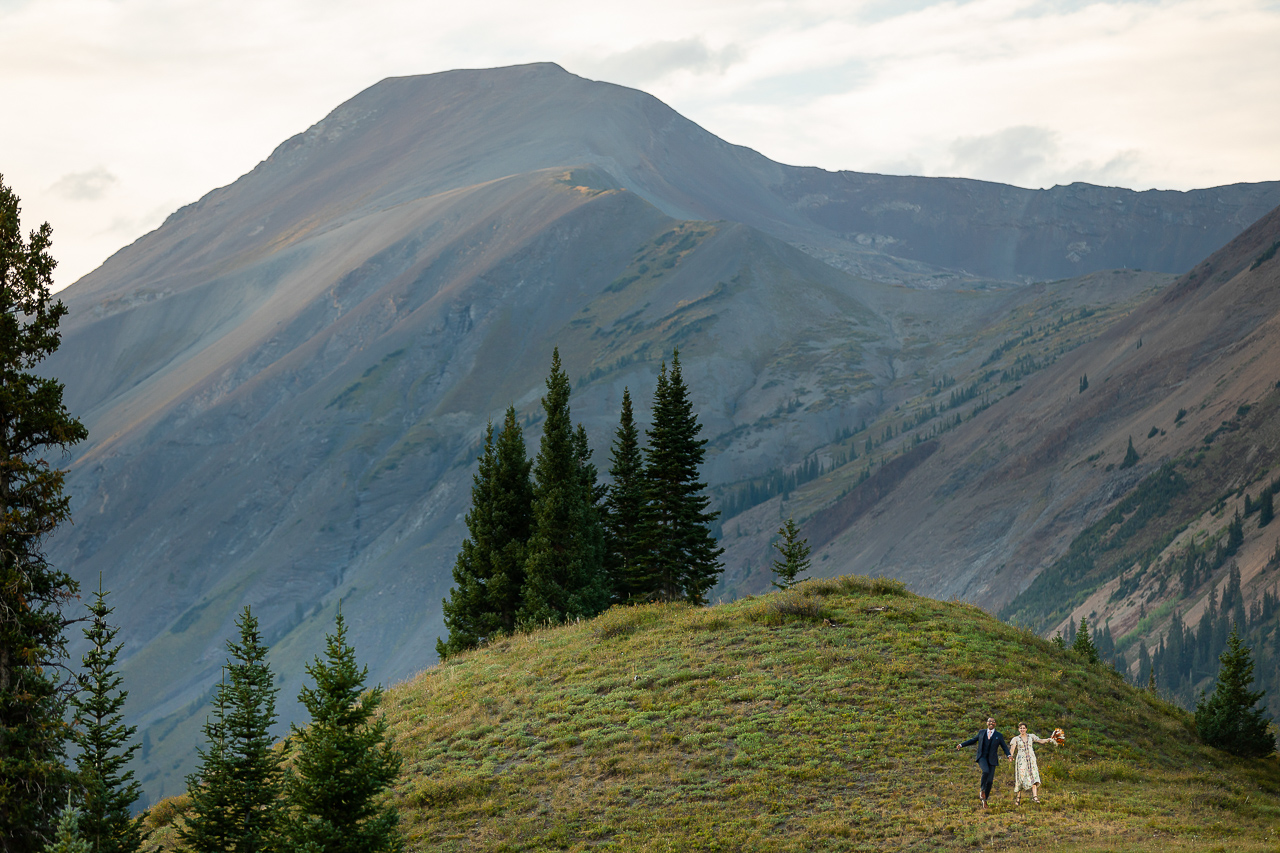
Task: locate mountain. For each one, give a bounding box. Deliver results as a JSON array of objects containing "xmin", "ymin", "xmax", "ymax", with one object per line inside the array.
[
  {"xmin": 141, "ymin": 579, "xmax": 1280, "ymax": 851},
  {"xmin": 42, "ymin": 63, "xmax": 1280, "ymax": 802}
]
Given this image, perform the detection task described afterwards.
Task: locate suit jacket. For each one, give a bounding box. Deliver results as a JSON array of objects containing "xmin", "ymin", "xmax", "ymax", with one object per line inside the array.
[{"xmin": 960, "ymin": 729, "xmax": 1010, "ymax": 767}]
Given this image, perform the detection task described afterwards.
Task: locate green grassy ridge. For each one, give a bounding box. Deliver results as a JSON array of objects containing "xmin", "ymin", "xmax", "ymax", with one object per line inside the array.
[{"xmin": 358, "ymin": 578, "xmax": 1279, "ymax": 851}]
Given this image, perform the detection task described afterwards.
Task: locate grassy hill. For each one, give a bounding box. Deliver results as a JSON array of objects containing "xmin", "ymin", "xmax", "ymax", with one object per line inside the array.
[{"xmin": 144, "ymin": 576, "xmax": 1280, "ymax": 851}]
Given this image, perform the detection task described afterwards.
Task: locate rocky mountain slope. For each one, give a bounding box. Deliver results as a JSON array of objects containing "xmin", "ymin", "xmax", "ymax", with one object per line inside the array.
[{"xmin": 42, "ymin": 63, "xmax": 1280, "ymax": 802}]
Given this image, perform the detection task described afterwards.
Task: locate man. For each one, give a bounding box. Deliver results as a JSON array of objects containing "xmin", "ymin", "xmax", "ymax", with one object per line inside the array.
[{"xmin": 956, "ymin": 716, "xmax": 1010, "ymax": 808}]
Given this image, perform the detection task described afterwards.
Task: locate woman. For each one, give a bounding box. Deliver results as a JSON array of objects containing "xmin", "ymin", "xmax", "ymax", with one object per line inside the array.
[{"xmin": 1009, "ymin": 722, "xmax": 1056, "ymax": 804}]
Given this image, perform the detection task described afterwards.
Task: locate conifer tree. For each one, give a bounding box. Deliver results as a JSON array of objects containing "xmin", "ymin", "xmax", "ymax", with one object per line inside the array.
[
  {"xmin": 1071, "ymin": 615, "xmax": 1100, "ymax": 664},
  {"xmin": 604, "ymin": 389, "xmax": 648, "ymax": 600},
  {"xmin": 0, "ymin": 174, "xmax": 89, "ymax": 853},
  {"xmin": 286, "ymin": 611, "xmax": 402, "ymax": 853},
  {"xmin": 1195, "ymin": 625, "xmax": 1274, "ymax": 757},
  {"xmin": 40, "ymin": 806, "xmax": 89, "ymax": 853},
  {"xmin": 1225, "ymin": 510, "xmax": 1245, "ymax": 556},
  {"xmin": 519, "ymin": 349, "xmax": 609, "ymax": 626},
  {"xmin": 641, "ymin": 351, "xmax": 723, "ymax": 604},
  {"xmin": 69, "ymin": 583, "xmax": 143, "ymax": 853},
  {"xmin": 1260, "ymin": 487, "xmax": 1274, "ymax": 528},
  {"xmin": 438, "ymin": 407, "xmax": 532, "ymax": 657},
  {"xmin": 180, "ymin": 608, "xmax": 283, "ymax": 853},
  {"xmin": 1119, "ymin": 436, "xmax": 1139, "ymax": 469},
  {"xmin": 771, "ymin": 518, "xmax": 811, "ymax": 590}
]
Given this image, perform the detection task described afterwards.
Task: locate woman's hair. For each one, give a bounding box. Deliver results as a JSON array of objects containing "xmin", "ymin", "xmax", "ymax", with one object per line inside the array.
[{"xmin": 1018, "ymin": 722, "xmax": 1027, "ymax": 729}]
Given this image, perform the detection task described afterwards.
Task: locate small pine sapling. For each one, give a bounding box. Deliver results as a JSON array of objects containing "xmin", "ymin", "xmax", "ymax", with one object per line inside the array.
[{"xmin": 770, "ymin": 518, "xmax": 811, "ymax": 591}]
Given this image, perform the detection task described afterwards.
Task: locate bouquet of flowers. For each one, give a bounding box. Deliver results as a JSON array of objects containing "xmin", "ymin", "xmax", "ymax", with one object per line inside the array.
[{"xmin": 1051, "ymin": 728, "xmax": 1066, "ymax": 744}]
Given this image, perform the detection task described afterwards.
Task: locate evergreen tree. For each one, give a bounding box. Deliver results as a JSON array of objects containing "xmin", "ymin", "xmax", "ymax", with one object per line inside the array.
[
  {"xmin": 640, "ymin": 351, "xmax": 724, "ymax": 604},
  {"xmin": 604, "ymin": 389, "xmax": 648, "ymax": 601},
  {"xmin": 1260, "ymin": 487, "xmax": 1274, "ymax": 528},
  {"xmin": 180, "ymin": 608, "xmax": 283, "ymax": 853},
  {"xmin": 1119, "ymin": 436, "xmax": 1139, "ymax": 469},
  {"xmin": 69, "ymin": 583, "xmax": 143, "ymax": 853},
  {"xmin": 519, "ymin": 349, "xmax": 609, "ymax": 626},
  {"xmin": 1194, "ymin": 625, "xmax": 1274, "ymax": 757},
  {"xmin": 0, "ymin": 173, "xmax": 90, "ymax": 853},
  {"xmin": 40, "ymin": 806, "xmax": 89, "ymax": 853},
  {"xmin": 771, "ymin": 518, "xmax": 811, "ymax": 590},
  {"xmin": 1225, "ymin": 510, "xmax": 1245, "ymax": 557},
  {"xmin": 286, "ymin": 611, "xmax": 402, "ymax": 853},
  {"xmin": 438, "ymin": 407, "xmax": 532, "ymax": 657},
  {"xmin": 1072, "ymin": 615, "xmax": 1100, "ymax": 664}
]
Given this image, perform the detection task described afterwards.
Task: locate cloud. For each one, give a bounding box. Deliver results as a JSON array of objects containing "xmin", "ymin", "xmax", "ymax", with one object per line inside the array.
[
  {"xmin": 947, "ymin": 126, "xmax": 1059, "ymax": 187},
  {"xmin": 580, "ymin": 37, "xmax": 743, "ymax": 86},
  {"xmin": 49, "ymin": 166, "xmax": 118, "ymax": 201}
]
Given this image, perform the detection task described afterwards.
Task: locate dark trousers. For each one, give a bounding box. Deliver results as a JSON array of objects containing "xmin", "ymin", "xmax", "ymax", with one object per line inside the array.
[{"xmin": 979, "ymin": 761, "xmax": 996, "ymax": 799}]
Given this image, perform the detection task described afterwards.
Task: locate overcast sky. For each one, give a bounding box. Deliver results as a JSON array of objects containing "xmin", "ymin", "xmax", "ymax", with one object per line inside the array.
[{"xmin": 4, "ymin": 0, "xmax": 1279, "ymax": 289}]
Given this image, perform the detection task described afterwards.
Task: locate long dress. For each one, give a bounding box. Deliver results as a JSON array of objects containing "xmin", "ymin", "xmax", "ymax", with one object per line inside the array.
[{"xmin": 1011, "ymin": 734, "xmax": 1042, "ymax": 792}]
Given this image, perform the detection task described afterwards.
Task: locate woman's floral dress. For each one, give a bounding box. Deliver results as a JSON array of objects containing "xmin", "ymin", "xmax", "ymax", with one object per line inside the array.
[{"xmin": 1011, "ymin": 734, "xmax": 1042, "ymax": 792}]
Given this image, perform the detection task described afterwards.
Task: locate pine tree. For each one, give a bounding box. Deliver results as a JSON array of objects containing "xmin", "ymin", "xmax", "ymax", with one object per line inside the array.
[
  {"xmin": 69, "ymin": 583, "xmax": 143, "ymax": 853},
  {"xmin": 40, "ymin": 805, "xmax": 89, "ymax": 853},
  {"xmin": 1119, "ymin": 436, "xmax": 1139, "ymax": 469},
  {"xmin": 438, "ymin": 407, "xmax": 532, "ymax": 657},
  {"xmin": 1260, "ymin": 487, "xmax": 1274, "ymax": 528},
  {"xmin": 1072, "ymin": 615, "xmax": 1100, "ymax": 664},
  {"xmin": 519, "ymin": 349, "xmax": 609, "ymax": 626},
  {"xmin": 640, "ymin": 351, "xmax": 724, "ymax": 604},
  {"xmin": 1225, "ymin": 510, "xmax": 1245, "ymax": 557},
  {"xmin": 1194, "ymin": 625, "xmax": 1274, "ymax": 757},
  {"xmin": 604, "ymin": 389, "xmax": 648, "ymax": 601},
  {"xmin": 286, "ymin": 611, "xmax": 403, "ymax": 853},
  {"xmin": 180, "ymin": 608, "xmax": 283, "ymax": 853},
  {"xmin": 0, "ymin": 173, "xmax": 90, "ymax": 853},
  {"xmin": 771, "ymin": 519, "xmax": 811, "ymax": 590}
]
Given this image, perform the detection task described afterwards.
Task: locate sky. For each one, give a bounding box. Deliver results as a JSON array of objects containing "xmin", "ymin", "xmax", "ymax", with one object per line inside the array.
[{"xmin": 3, "ymin": 0, "xmax": 1279, "ymax": 290}]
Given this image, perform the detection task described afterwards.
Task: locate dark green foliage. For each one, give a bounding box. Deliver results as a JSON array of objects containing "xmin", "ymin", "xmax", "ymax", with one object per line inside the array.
[
  {"xmin": 770, "ymin": 519, "xmax": 811, "ymax": 591},
  {"xmin": 438, "ymin": 407, "xmax": 533, "ymax": 657},
  {"xmin": 520, "ymin": 349, "xmax": 609, "ymax": 626},
  {"xmin": 640, "ymin": 351, "xmax": 723, "ymax": 604},
  {"xmin": 1119, "ymin": 436, "xmax": 1139, "ymax": 469},
  {"xmin": 1250, "ymin": 239, "xmax": 1279, "ymax": 270},
  {"xmin": 1079, "ymin": 374, "xmax": 1088, "ymax": 393},
  {"xmin": 0, "ymin": 174, "xmax": 90, "ymax": 853},
  {"xmin": 1072, "ymin": 616, "xmax": 1100, "ymax": 664},
  {"xmin": 180, "ymin": 608, "xmax": 283, "ymax": 853},
  {"xmin": 286, "ymin": 611, "xmax": 403, "ymax": 853},
  {"xmin": 1050, "ymin": 633, "xmax": 1067, "ymax": 651},
  {"xmin": 1147, "ymin": 426, "xmax": 1159, "ymax": 439},
  {"xmin": 1260, "ymin": 488, "xmax": 1274, "ymax": 528},
  {"xmin": 1175, "ymin": 408, "xmax": 1187, "ymax": 423},
  {"xmin": 1195, "ymin": 626, "xmax": 1274, "ymax": 757},
  {"xmin": 604, "ymin": 389, "xmax": 648, "ymax": 600},
  {"xmin": 1225, "ymin": 510, "xmax": 1244, "ymax": 557},
  {"xmin": 40, "ymin": 806, "xmax": 89, "ymax": 853},
  {"xmin": 69, "ymin": 585, "xmax": 143, "ymax": 853}
]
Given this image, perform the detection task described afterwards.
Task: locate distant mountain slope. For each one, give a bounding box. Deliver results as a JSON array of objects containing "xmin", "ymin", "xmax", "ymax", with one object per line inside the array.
[
  {"xmin": 800, "ymin": 203, "xmax": 1280, "ymax": 618},
  {"xmin": 41, "ymin": 64, "xmax": 1280, "ymax": 803}
]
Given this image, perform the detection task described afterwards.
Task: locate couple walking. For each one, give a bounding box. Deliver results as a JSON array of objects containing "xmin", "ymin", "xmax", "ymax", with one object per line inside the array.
[{"xmin": 956, "ymin": 717, "xmax": 1058, "ymax": 808}]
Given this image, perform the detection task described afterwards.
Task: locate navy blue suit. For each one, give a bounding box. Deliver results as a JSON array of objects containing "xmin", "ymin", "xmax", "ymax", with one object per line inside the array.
[{"xmin": 959, "ymin": 728, "xmax": 1010, "ymax": 800}]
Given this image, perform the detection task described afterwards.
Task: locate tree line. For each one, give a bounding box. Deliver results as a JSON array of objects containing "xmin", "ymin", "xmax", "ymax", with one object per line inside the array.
[
  {"xmin": 0, "ymin": 175, "xmax": 400, "ymax": 852},
  {"xmin": 438, "ymin": 347, "xmax": 722, "ymax": 657}
]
